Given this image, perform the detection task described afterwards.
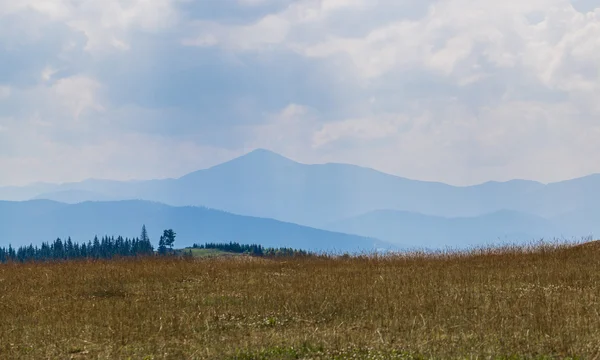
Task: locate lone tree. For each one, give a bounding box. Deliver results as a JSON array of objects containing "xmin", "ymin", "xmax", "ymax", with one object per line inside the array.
[
  {"xmin": 140, "ymin": 225, "xmax": 150, "ymax": 243},
  {"xmin": 158, "ymin": 229, "xmax": 176, "ymax": 255}
]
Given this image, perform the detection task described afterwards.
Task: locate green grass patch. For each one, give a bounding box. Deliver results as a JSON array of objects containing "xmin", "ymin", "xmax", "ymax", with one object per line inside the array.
[{"xmin": 183, "ymin": 248, "xmax": 243, "ymax": 258}]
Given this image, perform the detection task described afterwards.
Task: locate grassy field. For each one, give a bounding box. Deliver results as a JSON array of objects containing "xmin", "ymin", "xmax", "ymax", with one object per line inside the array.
[
  {"xmin": 185, "ymin": 248, "xmax": 243, "ymax": 258},
  {"xmin": 1, "ymin": 242, "xmax": 600, "ymax": 359}
]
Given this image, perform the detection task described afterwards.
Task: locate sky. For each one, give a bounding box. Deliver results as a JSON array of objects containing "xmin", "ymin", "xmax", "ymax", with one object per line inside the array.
[{"xmin": 1, "ymin": 0, "xmax": 599, "ymax": 187}]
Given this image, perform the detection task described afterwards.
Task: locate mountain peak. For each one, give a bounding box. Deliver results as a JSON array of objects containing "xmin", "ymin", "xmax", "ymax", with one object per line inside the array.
[
  {"xmin": 221, "ymin": 148, "xmax": 299, "ymax": 168},
  {"xmin": 241, "ymin": 148, "xmax": 293, "ymax": 161},
  {"xmin": 180, "ymin": 149, "xmax": 299, "ymax": 179}
]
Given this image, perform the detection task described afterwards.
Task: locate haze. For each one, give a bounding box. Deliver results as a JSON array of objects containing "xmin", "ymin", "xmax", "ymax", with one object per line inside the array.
[{"xmin": 1, "ymin": 0, "xmax": 600, "ymax": 187}]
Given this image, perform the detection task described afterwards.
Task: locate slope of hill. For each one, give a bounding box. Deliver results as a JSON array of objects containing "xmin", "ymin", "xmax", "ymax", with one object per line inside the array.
[
  {"xmin": 325, "ymin": 209, "xmax": 570, "ymax": 249},
  {"xmin": 0, "ymin": 200, "xmax": 389, "ymax": 253}
]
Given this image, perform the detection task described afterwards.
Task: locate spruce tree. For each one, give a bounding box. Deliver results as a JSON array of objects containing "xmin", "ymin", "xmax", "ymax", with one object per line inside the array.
[{"xmin": 140, "ymin": 225, "xmax": 149, "ymax": 243}]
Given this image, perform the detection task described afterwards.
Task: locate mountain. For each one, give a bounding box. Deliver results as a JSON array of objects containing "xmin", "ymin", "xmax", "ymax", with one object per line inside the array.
[
  {"xmin": 550, "ymin": 205, "xmax": 600, "ymax": 238},
  {"xmin": 2, "ymin": 148, "xmax": 600, "ymax": 236},
  {"xmin": 325, "ymin": 210, "xmax": 571, "ymax": 250},
  {"xmin": 0, "ymin": 149, "xmax": 551, "ymax": 226},
  {"xmin": 32, "ymin": 189, "xmax": 118, "ymax": 203},
  {"xmin": 0, "ymin": 200, "xmax": 390, "ymax": 253},
  {"xmin": 0, "ymin": 182, "xmax": 59, "ymax": 201}
]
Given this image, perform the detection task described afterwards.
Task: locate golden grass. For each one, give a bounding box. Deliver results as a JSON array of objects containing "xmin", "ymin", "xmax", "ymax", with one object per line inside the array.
[{"xmin": 1, "ymin": 242, "xmax": 600, "ymax": 359}]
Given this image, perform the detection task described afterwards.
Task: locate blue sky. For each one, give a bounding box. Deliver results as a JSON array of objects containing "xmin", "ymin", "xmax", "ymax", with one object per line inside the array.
[{"xmin": 1, "ymin": 0, "xmax": 599, "ymax": 186}]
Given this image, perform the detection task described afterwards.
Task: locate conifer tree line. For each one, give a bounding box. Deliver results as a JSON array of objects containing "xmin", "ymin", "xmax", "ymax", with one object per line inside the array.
[
  {"xmin": 0, "ymin": 225, "xmax": 312, "ymax": 263},
  {"xmin": 193, "ymin": 242, "xmax": 309, "ymax": 257},
  {"xmin": 0, "ymin": 225, "xmax": 169, "ymax": 264}
]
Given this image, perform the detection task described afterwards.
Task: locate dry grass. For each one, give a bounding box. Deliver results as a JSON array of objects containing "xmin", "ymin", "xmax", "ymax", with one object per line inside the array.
[{"xmin": 1, "ymin": 242, "xmax": 600, "ymax": 359}]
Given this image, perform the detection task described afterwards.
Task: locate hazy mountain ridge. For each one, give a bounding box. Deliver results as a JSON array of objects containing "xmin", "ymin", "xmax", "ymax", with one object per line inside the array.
[
  {"xmin": 325, "ymin": 209, "xmax": 579, "ymax": 250},
  {"xmin": 0, "ymin": 200, "xmax": 389, "ymax": 253},
  {"xmin": 0, "ymin": 149, "xmax": 568, "ymax": 223},
  {"xmin": 32, "ymin": 189, "xmax": 119, "ymax": 203},
  {"xmin": 2, "ymin": 149, "xmax": 600, "ymax": 248}
]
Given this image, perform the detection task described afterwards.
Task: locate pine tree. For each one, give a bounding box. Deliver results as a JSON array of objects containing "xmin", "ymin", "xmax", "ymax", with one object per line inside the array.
[{"xmin": 140, "ymin": 225, "xmax": 149, "ymax": 243}]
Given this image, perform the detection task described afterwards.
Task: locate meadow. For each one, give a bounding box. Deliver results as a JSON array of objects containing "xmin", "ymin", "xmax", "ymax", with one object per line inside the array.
[{"xmin": 1, "ymin": 242, "xmax": 600, "ymax": 359}]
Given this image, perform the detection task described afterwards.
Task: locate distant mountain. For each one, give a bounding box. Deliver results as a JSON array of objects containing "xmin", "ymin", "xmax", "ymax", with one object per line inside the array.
[
  {"xmin": 550, "ymin": 205, "xmax": 600, "ymax": 238},
  {"xmin": 0, "ymin": 149, "xmax": 546, "ymax": 225},
  {"xmin": 325, "ymin": 209, "xmax": 574, "ymax": 250},
  {"xmin": 32, "ymin": 190, "xmax": 118, "ymax": 203},
  {"xmin": 0, "ymin": 182, "xmax": 58, "ymax": 201},
  {"xmin": 2, "ymin": 149, "xmax": 600, "ymax": 238},
  {"xmin": 0, "ymin": 200, "xmax": 390, "ymax": 253}
]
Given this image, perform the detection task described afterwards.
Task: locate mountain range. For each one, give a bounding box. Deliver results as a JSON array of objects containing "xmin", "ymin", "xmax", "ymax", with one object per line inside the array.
[
  {"xmin": 0, "ymin": 200, "xmax": 388, "ymax": 253},
  {"xmin": 325, "ymin": 209, "xmax": 583, "ymax": 250},
  {"xmin": 1, "ymin": 148, "xmax": 599, "ymax": 249}
]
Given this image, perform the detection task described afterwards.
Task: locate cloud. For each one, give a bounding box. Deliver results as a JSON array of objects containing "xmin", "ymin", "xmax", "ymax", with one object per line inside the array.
[
  {"xmin": 182, "ymin": 0, "xmax": 370, "ymax": 50},
  {"xmin": 51, "ymin": 76, "xmax": 105, "ymax": 118},
  {"xmin": 312, "ymin": 114, "xmax": 411, "ymax": 148},
  {"xmin": 241, "ymin": 104, "xmax": 321, "ymax": 157},
  {"xmin": 1, "ymin": 0, "xmax": 600, "ymax": 186},
  {"xmin": 2, "ymin": 0, "xmax": 181, "ymax": 52},
  {"xmin": 0, "ymin": 131, "xmax": 241, "ymax": 185},
  {"xmin": 0, "ymin": 85, "xmax": 10, "ymax": 99}
]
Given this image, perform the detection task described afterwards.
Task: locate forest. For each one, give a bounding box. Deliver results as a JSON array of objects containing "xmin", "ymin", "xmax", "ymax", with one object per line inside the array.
[
  {"xmin": 192, "ymin": 242, "xmax": 310, "ymax": 257},
  {"xmin": 0, "ymin": 235, "xmax": 155, "ymax": 263},
  {"xmin": 0, "ymin": 225, "xmax": 164, "ymax": 263},
  {"xmin": 0, "ymin": 225, "xmax": 312, "ymax": 263}
]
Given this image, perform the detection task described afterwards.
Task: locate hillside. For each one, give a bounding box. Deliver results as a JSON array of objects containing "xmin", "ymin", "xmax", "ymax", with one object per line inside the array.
[
  {"xmin": 3, "ymin": 242, "xmax": 600, "ymax": 358},
  {"xmin": 0, "ymin": 200, "xmax": 388, "ymax": 253}
]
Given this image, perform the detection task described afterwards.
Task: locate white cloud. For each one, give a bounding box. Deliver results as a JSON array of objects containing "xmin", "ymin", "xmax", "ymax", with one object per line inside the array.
[
  {"xmin": 41, "ymin": 66, "xmax": 59, "ymax": 82},
  {"xmin": 186, "ymin": 0, "xmax": 600, "ymax": 95},
  {"xmin": 1, "ymin": 0, "xmax": 181, "ymax": 53},
  {"xmin": 51, "ymin": 76, "xmax": 105, "ymax": 118},
  {"xmin": 195, "ymin": 0, "xmax": 600, "ymax": 184},
  {"xmin": 241, "ymin": 104, "xmax": 321, "ymax": 156},
  {"xmin": 181, "ymin": 33, "xmax": 218, "ymax": 47},
  {"xmin": 0, "ymin": 85, "xmax": 10, "ymax": 99},
  {"xmin": 296, "ymin": 0, "xmax": 600, "ymax": 91},
  {"xmin": 183, "ymin": 0, "xmax": 368, "ymax": 50},
  {"xmin": 183, "ymin": 14, "xmax": 292, "ymax": 50},
  {"xmin": 0, "ymin": 132, "xmax": 241, "ymax": 185},
  {"xmin": 237, "ymin": 0, "xmax": 272, "ymax": 6},
  {"xmin": 312, "ymin": 114, "xmax": 410, "ymax": 147}
]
